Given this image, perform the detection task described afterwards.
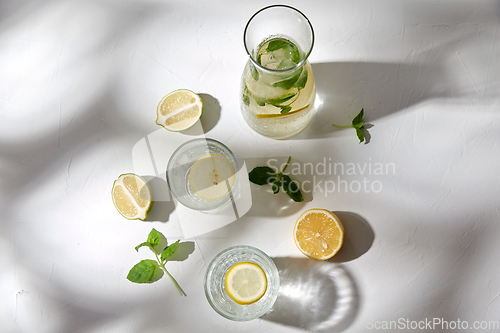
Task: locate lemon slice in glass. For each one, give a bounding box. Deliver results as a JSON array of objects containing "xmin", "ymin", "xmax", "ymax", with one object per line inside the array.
[
  {"xmin": 156, "ymin": 89, "xmax": 203, "ymax": 131},
  {"xmin": 225, "ymin": 262, "xmax": 267, "ymax": 305},
  {"xmin": 189, "ymin": 154, "xmax": 236, "ymax": 200},
  {"xmin": 112, "ymin": 173, "xmax": 152, "ymax": 220},
  {"xmin": 293, "ymin": 209, "xmax": 344, "ymax": 260}
]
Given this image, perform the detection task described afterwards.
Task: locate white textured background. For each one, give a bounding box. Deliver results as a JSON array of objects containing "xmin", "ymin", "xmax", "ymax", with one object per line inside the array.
[{"xmin": 1, "ymin": 0, "xmax": 500, "ymax": 332}]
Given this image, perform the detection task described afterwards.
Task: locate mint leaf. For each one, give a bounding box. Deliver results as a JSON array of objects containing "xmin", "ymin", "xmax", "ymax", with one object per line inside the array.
[
  {"xmin": 248, "ymin": 157, "xmax": 303, "ymax": 202},
  {"xmin": 281, "ymin": 175, "xmax": 304, "ymax": 202},
  {"xmin": 352, "ymin": 108, "xmax": 364, "ymax": 126},
  {"xmin": 128, "ymin": 229, "xmax": 186, "ymax": 295},
  {"xmin": 127, "ymin": 259, "xmax": 160, "ymax": 283},
  {"xmin": 267, "ymin": 93, "xmax": 296, "ymax": 105},
  {"xmin": 332, "ymin": 108, "xmax": 367, "ymax": 143},
  {"xmin": 294, "ymin": 69, "xmax": 308, "ymax": 90},
  {"xmin": 249, "ymin": 166, "xmax": 277, "ymax": 185},
  {"xmin": 161, "ymin": 240, "xmax": 180, "ymax": 262},
  {"xmin": 280, "ymin": 105, "xmax": 292, "ymax": 114},
  {"xmin": 242, "ymin": 94, "xmax": 250, "ymax": 106},
  {"xmin": 267, "ymin": 39, "xmax": 291, "ymax": 51},
  {"xmin": 255, "ymin": 98, "xmax": 266, "ymax": 107},
  {"xmin": 135, "ymin": 241, "xmax": 153, "ymax": 252},
  {"xmin": 356, "ymin": 127, "xmax": 365, "ymax": 143},
  {"xmin": 250, "ymin": 63, "xmax": 259, "ymax": 81},
  {"xmin": 147, "ymin": 228, "xmax": 161, "ymax": 247},
  {"xmin": 272, "ymin": 68, "xmax": 303, "ymax": 90}
]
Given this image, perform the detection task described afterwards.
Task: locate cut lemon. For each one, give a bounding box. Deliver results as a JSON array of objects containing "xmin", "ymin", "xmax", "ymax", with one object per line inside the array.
[
  {"xmin": 225, "ymin": 262, "xmax": 267, "ymax": 305},
  {"xmin": 293, "ymin": 209, "xmax": 344, "ymax": 260},
  {"xmin": 112, "ymin": 173, "xmax": 152, "ymax": 220},
  {"xmin": 189, "ymin": 154, "xmax": 236, "ymax": 200},
  {"xmin": 156, "ymin": 89, "xmax": 203, "ymax": 131}
]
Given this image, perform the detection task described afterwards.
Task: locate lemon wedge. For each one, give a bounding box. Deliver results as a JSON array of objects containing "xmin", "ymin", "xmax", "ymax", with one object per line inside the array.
[{"xmin": 225, "ymin": 262, "xmax": 267, "ymax": 305}]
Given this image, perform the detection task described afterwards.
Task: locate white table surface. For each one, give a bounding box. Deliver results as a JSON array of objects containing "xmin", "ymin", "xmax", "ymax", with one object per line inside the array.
[{"xmin": 2, "ymin": 0, "xmax": 500, "ymax": 332}]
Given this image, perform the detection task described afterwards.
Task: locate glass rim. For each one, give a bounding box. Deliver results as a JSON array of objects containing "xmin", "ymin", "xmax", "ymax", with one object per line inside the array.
[{"xmin": 243, "ymin": 4, "xmax": 315, "ymax": 74}]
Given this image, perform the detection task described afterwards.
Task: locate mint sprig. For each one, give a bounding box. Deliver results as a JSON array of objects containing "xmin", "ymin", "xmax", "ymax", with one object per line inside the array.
[
  {"xmin": 332, "ymin": 109, "xmax": 366, "ymax": 143},
  {"xmin": 248, "ymin": 156, "xmax": 304, "ymax": 202},
  {"xmin": 127, "ymin": 228, "xmax": 186, "ymax": 296}
]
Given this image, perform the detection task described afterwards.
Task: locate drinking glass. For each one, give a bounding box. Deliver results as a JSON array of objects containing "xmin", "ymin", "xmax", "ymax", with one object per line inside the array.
[
  {"xmin": 166, "ymin": 138, "xmax": 237, "ymax": 211},
  {"xmin": 240, "ymin": 5, "xmax": 316, "ymax": 139},
  {"xmin": 204, "ymin": 245, "xmax": 280, "ymax": 321}
]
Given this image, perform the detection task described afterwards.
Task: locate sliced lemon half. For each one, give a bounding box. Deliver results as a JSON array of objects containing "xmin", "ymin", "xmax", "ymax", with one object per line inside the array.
[
  {"xmin": 112, "ymin": 173, "xmax": 152, "ymax": 220},
  {"xmin": 156, "ymin": 89, "xmax": 203, "ymax": 131},
  {"xmin": 225, "ymin": 262, "xmax": 267, "ymax": 305},
  {"xmin": 293, "ymin": 209, "xmax": 344, "ymax": 260},
  {"xmin": 189, "ymin": 154, "xmax": 235, "ymax": 200}
]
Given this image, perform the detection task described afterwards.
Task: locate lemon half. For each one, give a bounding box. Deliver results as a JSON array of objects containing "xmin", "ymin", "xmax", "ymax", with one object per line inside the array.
[
  {"xmin": 225, "ymin": 262, "xmax": 267, "ymax": 305},
  {"xmin": 112, "ymin": 173, "xmax": 152, "ymax": 220},
  {"xmin": 156, "ymin": 89, "xmax": 203, "ymax": 131},
  {"xmin": 293, "ymin": 209, "xmax": 344, "ymax": 260}
]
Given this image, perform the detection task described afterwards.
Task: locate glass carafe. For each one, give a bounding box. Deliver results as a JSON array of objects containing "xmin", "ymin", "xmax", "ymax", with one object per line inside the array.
[{"xmin": 240, "ymin": 5, "xmax": 316, "ymax": 139}]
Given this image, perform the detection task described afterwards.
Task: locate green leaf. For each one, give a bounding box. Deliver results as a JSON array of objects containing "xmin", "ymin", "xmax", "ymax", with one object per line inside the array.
[
  {"xmin": 135, "ymin": 241, "xmax": 153, "ymax": 252},
  {"xmin": 147, "ymin": 228, "xmax": 161, "ymax": 247},
  {"xmin": 242, "ymin": 94, "xmax": 250, "ymax": 106},
  {"xmin": 294, "ymin": 68, "xmax": 308, "ymax": 90},
  {"xmin": 127, "ymin": 259, "xmax": 160, "ymax": 283},
  {"xmin": 256, "ymin": 53, "xmax": 262, "ymax": 65},
  {"xmin": 267, "ymin": 39, "xmax": 291, "ymax": 51},
  {"xmin": 290, "ymin": 45, "xmax": 301, "ymax": 64},
  {"xmin": 352, "ymin": 109, "xmax": 364, "ymax": 127},
  {"xmin": 280, "ymin": 105, "xmax": 292, "ymax": 114},
  {"xmin": 249, "ymin": 166, "xmax": 277, "ymax": 185},
  {"xmin": 250, "ymin": 63, "xmax": 259, "ymax": 81},
  {"xmin": 281, "ymin": 175, "xmax": 304, "ymax": 202},
  {"xmin": 356, "ymin": 127, "xmax": 365, "ymax": 143},
  {"xmin": 272, "ymin": 68, "xmax": 303, "ymax": 90},
  {"xmin": 255, "ymin": 98, "xmax": 266, "ymax": 107},
  {"xmin": 161, "ymin": 240, "xmax": 180, "ymax": 262},
  {"xmin": 267, "ymin": 93, "xmax": 296, "ymax": 105}
]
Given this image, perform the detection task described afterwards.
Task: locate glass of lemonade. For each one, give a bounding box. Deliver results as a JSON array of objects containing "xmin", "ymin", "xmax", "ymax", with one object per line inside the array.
[
  {"xmin": 166, "ymin": 138, "xmax": 237, "ymax": 211},
  {"xmin": 204, "ymin": 245, "xmax": 280, "ymax": 321},
  {"xmin": 240, "ymin": 5, "xmax": 316, "ymax": 139}
]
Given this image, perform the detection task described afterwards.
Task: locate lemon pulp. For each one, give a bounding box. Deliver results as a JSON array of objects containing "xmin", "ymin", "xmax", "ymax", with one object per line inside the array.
[
  {"xmin": 189, "ymin": 154, "xmax": 235, "ymax": 200},
  {"xmin": 224, "ymin": 262, "xmax": 267, "ymax": 305}
]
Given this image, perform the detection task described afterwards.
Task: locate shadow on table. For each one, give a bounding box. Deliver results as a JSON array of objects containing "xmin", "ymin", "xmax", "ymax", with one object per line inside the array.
[
  {"xmin": 329, "ymin": 211, "xmax": 375, "ymax": 263},
  {"xmin": 142, "ymin": 176, "xmax": 175, "ymax": 222},
  {"xmin": 180, "ymin": 93, "xmax": 221, "ymax": 136},
  {"xmin": 262, "ymin": 258, "xmax": 359, "ymax": 333}
]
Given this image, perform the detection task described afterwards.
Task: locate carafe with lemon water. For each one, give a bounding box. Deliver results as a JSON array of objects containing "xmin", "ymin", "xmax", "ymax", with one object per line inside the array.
[{"xmin": 240, "ymin": 5, "xmax": 316, "ymax": 139}]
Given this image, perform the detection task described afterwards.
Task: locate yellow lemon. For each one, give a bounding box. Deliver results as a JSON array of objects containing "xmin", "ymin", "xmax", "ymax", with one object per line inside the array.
[
  {"xmin": 293, "ymin": 209, "xmax": 344, "ymax": 260},
  {"xmin": 225, "ymin": 262, "xmax": 267, "ymax": 305}
]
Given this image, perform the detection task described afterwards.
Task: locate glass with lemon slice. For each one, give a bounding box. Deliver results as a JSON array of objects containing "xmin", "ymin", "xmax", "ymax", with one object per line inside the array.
[
  {"xmin": 204, "ymin": 245, "xmax": 280, "ymax": 321},
  {"xmin": 166, "ymin": 138, "xmax": 237, "ymax": 211}
]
